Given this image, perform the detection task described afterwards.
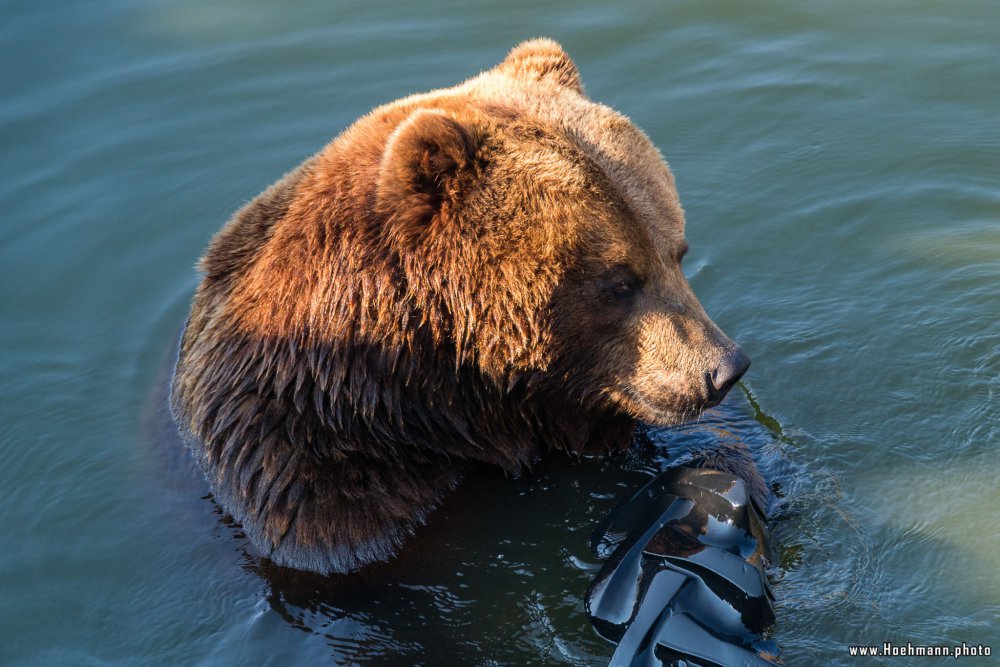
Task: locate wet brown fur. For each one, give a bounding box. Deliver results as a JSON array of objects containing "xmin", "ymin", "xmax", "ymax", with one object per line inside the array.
[{"xmin": 172, "ymin": 39, "xmax": 744, "ymax": 574}]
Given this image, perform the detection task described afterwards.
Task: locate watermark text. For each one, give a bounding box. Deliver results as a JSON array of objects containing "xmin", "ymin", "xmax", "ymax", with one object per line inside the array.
[{"xmin": 848, "ymin": 642, "xmax": 991, "ymax": 658}]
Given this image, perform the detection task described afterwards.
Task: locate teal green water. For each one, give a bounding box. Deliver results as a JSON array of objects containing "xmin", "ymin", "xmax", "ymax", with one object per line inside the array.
[{"xmin": 2, "ymin": 1, "xmax": 998, "ymax": 665}]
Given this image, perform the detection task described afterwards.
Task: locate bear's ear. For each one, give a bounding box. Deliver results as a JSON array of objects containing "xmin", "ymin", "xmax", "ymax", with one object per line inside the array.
[
  {"xmin": 497, "ymin": 38, "xmax": 584, "ymax": 94},
  {"xmin": 375, "ymin": 109, "xmax": 484, "ymax": 238}
]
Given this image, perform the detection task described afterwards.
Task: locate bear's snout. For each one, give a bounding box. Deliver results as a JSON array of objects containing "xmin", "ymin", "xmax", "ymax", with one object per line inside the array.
[
  {"xmin": 624, "ymin": 307, "xmax": 751, "ymax": 424},
  {"xmin": 705, "ymin": 347, "xmax": 750, "ymax": 406}
]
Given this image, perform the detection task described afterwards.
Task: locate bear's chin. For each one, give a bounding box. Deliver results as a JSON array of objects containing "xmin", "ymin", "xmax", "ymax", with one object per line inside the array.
[
  {"xmin": 639, "ymin": 409, "xmax": 707, "ymax": 428},
  {"xmin": 620, "ymin": 392, "xmax": 711, "ymax": 428}
]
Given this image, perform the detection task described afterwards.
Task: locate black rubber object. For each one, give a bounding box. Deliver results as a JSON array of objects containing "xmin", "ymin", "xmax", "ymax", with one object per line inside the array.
[{"xmin": 586, "ymin": 466, "xmax": 782, "ymax": 667}]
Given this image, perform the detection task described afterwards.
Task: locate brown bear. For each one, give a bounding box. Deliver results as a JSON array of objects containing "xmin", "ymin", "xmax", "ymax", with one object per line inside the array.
[{"xmin": 170, "ymin": 38, "xmax": 750, "ymax": 575}]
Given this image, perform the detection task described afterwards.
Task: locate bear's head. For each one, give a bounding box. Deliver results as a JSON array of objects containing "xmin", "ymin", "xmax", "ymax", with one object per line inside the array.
[
  {"xmin": 373, "ymin": 39, "xmax": 749, "ymax": 429},
  {"xmin": 173, "ymin": 38, "xmax": 751, "ymax": 573}
]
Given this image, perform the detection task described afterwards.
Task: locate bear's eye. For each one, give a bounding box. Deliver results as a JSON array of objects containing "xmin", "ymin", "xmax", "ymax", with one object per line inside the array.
[
  {"xmin": 604, "ymin": 267, "xmax": 642, "ymax": 300},
  {"xmin": 612, "ymin": 278, "xmax": 636, "ymax": 297}
]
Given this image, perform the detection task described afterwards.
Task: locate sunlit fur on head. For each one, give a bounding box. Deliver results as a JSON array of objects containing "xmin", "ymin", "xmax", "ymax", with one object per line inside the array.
[{"xmin": 171, "ymin": 38, "xmax": 743, "ymax": 575}]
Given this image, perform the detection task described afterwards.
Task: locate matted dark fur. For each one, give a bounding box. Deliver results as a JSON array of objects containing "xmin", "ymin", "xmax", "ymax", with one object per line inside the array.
[{"xmin": 171, "ymin": 39, "xmax": 749, "ymax": 574}]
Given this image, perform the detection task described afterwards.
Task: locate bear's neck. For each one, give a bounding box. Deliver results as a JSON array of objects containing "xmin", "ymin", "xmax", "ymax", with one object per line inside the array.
[{"xmin": 175, "ymin": 315, "xmax": 629, "ymax": 470}]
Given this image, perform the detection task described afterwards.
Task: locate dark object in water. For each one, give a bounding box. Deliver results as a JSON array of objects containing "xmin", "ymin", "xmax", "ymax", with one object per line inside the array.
[{"xmin": 586, "ymin": 466, "xmax": 781, "ymax": 666}]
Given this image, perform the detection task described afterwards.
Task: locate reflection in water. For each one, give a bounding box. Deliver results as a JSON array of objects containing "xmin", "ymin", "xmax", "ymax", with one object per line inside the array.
[{"xmin": 586, "ymin": 466, "xmax": 779, "ymax": 666}]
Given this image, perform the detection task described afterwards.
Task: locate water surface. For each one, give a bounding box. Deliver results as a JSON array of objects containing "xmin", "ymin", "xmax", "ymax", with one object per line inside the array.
[{"xmin": 2, "ymin": 1, "xmax": 998, "ymax": 665}]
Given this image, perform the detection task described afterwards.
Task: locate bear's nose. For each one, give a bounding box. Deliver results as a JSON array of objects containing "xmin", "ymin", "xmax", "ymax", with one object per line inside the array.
[{"xmin": 706, "ymin": 348, "xmax": 751, "ymax": 405}]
